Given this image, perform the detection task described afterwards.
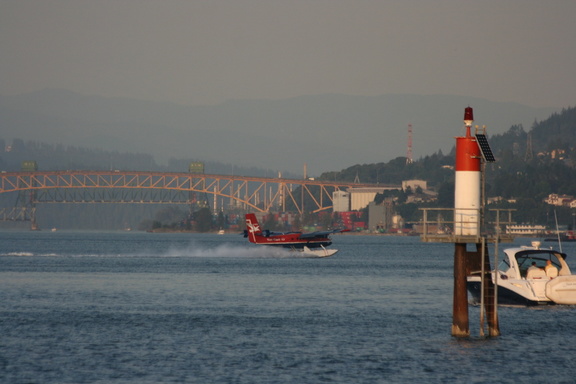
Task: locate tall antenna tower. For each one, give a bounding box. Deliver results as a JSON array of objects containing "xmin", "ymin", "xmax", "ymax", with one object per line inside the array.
[{"xmin": 406, "ymin": 124, "xmax": 413, "ymax": 164}]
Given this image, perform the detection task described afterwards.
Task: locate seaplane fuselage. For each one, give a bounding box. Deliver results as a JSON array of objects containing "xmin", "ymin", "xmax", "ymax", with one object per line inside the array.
[{"xmin": 244, "ymin": 213, "xmax": 344, "ymax": 249}]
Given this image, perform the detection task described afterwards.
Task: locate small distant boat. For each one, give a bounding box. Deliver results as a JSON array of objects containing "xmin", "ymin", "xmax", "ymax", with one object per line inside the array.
[
  {"xmin": 467, "ymin": 241, "xmax": 576, "ymax": 305},
  {"xmin": 544, "ymin": 231, "xmax": 576, "ymax": 242},
  {"xmin": 217, "ymin": 229, "xmax": 225, "ymax": 235},
  {"xmin": 51, "ymin": 227, "xmax": 57, "ymax": 232}
]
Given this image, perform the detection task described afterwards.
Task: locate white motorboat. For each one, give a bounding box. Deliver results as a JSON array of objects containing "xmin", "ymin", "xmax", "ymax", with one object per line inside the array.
[{"xmin": 467, "ymin": 241, "xmax": 576, "ymax": 305}]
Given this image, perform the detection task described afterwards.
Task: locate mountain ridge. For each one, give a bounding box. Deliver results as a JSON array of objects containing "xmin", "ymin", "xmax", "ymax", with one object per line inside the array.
[{"xmin": 0, "ymin": 89, "xmax": 561, "ymax": 175}]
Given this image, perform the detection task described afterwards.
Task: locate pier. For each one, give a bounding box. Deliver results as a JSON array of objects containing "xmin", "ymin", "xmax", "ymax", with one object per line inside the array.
[{"xmin": 420, "ymin": 107, "xmax": 515, "ymax": 337}]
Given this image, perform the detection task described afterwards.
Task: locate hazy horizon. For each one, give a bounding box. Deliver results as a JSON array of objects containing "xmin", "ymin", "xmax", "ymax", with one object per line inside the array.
[
  {"xmin": 2, "ymin": 1, "xmax": 575, "ymax": 109},
  {"xmin": 2, "ymin": 1, "xmax": 575, "ymax": 174},
  {"xmin": 1, "ymin": 89, "xmax": 560, "ymax": 175}
]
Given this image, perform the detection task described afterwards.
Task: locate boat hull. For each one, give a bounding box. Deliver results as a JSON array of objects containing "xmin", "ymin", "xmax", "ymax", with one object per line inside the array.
[
  {"xmin": 467, "ymin": 279, "xmax": 548, "ymax": 306},
  {"xmin": 468, "ymin": 274, "xmax": 576, "ymax": 306}
]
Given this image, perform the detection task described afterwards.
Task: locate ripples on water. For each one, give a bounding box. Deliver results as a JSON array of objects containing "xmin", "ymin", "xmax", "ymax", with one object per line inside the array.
[{"xmin": 1, "ymin": 231, "xmax": 575, "ymax": 383}]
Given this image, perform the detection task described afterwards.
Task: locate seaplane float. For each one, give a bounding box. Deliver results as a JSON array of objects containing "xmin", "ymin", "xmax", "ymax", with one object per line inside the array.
[
  {"xmin": 243, "ymin": 213, "xmax": 348, "ymax": 257},
  {"xmin": 467, "ymin": 241, "xmax": 576, "ymax": 306}
]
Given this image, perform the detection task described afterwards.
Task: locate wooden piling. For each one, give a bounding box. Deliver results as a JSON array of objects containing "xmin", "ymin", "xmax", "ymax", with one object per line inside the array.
[
  {"xmin": 481, "ymin": 245, "xmax": 500, "ymax": 336},
  {"xmin": 465, "ymin": 242, "xmax": 500, "ymax": 337},
  {"xmin": 452, "ymin": 243, "xmax": 470, "ymax": 337}
]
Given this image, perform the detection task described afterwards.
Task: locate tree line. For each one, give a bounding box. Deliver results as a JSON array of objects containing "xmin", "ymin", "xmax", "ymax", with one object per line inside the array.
[
  {"xmin": 318, "ymin": 106, "xmax": 576, "ymax": 228},
  {"xmin": 2, "ymin": 106, "xmax": 576, "ymax": 230}
]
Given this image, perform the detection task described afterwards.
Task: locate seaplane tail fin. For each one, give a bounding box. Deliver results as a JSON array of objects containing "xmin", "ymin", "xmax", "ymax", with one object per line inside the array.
[{"xmin": 245, "ymin": 213, "xmax": 262, "ymax": 243}]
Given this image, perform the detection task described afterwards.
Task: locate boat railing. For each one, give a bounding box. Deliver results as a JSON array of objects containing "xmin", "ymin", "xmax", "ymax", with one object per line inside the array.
[{"xmin": 418, "ymin": 207, "xmax": 516, "ymax": 243}]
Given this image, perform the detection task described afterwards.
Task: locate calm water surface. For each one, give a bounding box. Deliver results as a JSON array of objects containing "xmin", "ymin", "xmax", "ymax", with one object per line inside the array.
[{"xmin": 1, "ymin": 231, "xmax": 575, "ymax": 383}]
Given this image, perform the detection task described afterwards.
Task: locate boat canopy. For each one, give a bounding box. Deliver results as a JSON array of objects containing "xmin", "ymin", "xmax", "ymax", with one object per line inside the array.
[{"xmin": 500, "ymin": 248, "xmax": 570, "ymax": 279}]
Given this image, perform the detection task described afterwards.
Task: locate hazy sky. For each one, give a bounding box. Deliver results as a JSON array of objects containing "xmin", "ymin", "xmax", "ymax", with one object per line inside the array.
[{"xmin": 2, "ymin": 0, "xmax": 575, "ymax": 108}]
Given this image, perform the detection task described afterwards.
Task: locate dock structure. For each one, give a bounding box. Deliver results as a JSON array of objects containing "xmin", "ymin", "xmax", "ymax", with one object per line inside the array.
[{"xmin": 421, "ymin": 107, "xmax": 514, "ymax": 337}]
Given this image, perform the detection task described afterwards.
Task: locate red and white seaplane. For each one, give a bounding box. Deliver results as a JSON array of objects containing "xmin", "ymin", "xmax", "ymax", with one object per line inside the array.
[{"xmin": 243, "ymin": 213, "xmax": 348, "ymax": 257}]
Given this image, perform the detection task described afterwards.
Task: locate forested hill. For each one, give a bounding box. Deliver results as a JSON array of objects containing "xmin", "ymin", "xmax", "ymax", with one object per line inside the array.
[
  {"xmin": 2, "ymin": 105, "xmax": 576, "ymax": 228},
  {"xmin": 489, "ymin": 106, "xmax": 576, "ymax": 160},
  {"xmin": 0, "ymin": 139, "xmax": 297, "ymax": 179},
  {"xmin": 486, "ymin": 106, "xmax": 576, "ymax": 200},
  {"xmin": 3, "ymin": 105, "xmax": 576, "ymax": 200},
  {"xmin": 318, "ymin": 106, "xmax": 576, "ymax": 225}
]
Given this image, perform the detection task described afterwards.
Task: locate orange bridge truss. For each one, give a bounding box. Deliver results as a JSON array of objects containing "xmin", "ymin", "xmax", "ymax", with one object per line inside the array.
[{"xmin": 0, "ymin": 171, "xmax": 386, "ymax": 220}]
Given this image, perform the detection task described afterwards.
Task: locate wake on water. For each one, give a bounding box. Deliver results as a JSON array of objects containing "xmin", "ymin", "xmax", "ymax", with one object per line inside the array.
[
  {"xmin": 0, "ymin": 243, "xmax": 320, "ymax": 259},
  {"xmin": 161, "ymin": 243, "xmax": 319, "ymax": 259}
]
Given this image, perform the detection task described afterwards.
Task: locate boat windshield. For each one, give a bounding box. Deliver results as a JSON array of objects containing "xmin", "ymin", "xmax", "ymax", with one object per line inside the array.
[
  {"xmin": 498, "ymin": 257, "xmax": 510, "ymax": 272},
  {"xmin": 516, "ymin": 251, "xmax": 562, "ymax": 278}
]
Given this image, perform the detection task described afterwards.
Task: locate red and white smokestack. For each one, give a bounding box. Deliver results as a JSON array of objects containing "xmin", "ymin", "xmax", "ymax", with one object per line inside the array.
[{"xmin": 454, "ymin": 107, "xmax": 481, "ymax": 235}]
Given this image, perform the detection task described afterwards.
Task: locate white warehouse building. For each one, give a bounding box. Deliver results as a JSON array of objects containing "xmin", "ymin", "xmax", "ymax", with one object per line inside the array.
[
  {"xmin": 348, "ymin": 186, "xmax": 400, "ymax": 211},
  {"xmin": 332, "ymin": 190, "xmax": 350, "ymax": 212}
]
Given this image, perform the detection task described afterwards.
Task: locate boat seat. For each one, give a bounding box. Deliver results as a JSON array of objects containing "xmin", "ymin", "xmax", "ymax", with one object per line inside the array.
[
  {"xmin": 546, "ymin": 267, "xmax": 559, "ymax": 278},
  {"xmin": 527, "ymin": 269, "xmax": 547, "ymax": 279}
]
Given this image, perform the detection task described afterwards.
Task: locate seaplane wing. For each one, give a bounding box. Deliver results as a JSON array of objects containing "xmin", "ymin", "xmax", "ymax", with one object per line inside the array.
[{"xmin": 299, "ymin": 229, "xmax": 349, "ymax": 239}]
